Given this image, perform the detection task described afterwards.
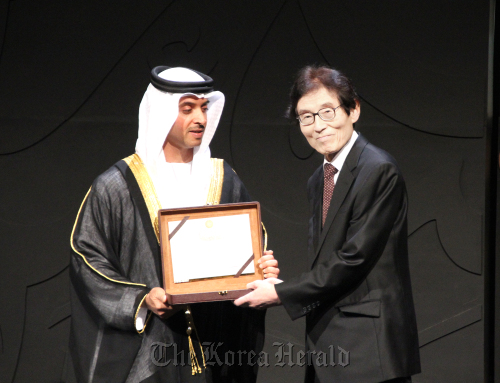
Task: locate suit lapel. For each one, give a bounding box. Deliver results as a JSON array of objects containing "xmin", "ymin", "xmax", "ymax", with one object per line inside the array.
[
  {"xmin": 311, "ymin": 167, "xmax": 323, "ymax": 260},
  {"xmin": 313, "ymin": 134, "xmax": 369, "ymax": 264},
  {"xmin": 316, "ymin": 170, "xmax": 354, "ymax": 255}
]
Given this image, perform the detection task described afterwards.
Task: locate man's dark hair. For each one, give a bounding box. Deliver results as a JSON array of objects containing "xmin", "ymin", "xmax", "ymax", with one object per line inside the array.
[{"xmin": 287, "ymin": 65, "xmax": 359, "ymax": 120}]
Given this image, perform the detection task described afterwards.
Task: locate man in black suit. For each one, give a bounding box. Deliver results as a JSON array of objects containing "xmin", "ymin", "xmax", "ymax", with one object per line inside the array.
[{"xmin": 235, "ymin": 65, "xmax": 421, "ymax": 382}]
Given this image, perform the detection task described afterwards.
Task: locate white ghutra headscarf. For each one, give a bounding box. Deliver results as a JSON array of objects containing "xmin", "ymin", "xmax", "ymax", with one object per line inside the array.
[{"xmin": 135, "ymin": 67, "xmax": 225, "ymax": 209}]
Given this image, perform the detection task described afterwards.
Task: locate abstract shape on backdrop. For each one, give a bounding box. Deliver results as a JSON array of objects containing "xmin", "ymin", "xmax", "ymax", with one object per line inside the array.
[
  {"xmin": 0, "ymin": 1, "xmax": 175, "ymax": 155},
  {"xmin": 298, "ymin": 0, "xmax": 487, "ymax": 138},
  {"xmin": 418, "ymin": 305, "xmax": 482, "ymax": 347},
  {"xmin": 147, "ymin": 26, "xmax": 218, "ymax": 76},
  {"xmin": 407, "ymin": 154, "xmax": 482, "ymax": 275},
  {"xmin": 11, "ymin": 269, "xmax": 71, "ymax": 382},
  {"xmin": 408, "ymin": 220, "xmax": 483, "ymax": 346}
]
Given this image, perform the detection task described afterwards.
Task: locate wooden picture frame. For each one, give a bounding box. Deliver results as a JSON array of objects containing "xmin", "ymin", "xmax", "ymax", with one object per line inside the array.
[{"xmin": 158, "ymin": 202, "xmax": 264, "ymax": 304}]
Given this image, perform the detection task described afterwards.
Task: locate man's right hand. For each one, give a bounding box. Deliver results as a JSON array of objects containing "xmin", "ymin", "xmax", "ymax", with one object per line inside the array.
[{"xmin": 144, "ymin": 287, "xmax": 183, "ymax": 319}]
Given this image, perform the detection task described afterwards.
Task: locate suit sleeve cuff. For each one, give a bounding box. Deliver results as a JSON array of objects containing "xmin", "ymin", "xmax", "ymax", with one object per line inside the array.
[{"xmin": 275, "ymin": 282, "xmax": 306, "ymax": 321}]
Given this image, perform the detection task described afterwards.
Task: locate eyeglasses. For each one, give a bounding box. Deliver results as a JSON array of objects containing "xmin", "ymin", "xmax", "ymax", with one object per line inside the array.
[{"xmin": 296, "ymin": 105, "xmax": 343, "ymax": 126}]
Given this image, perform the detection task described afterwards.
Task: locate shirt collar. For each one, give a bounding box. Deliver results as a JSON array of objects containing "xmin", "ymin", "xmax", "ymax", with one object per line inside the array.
[{"xmin": 323, "ymin": 131, "xmax": 359, "ymax": 172}]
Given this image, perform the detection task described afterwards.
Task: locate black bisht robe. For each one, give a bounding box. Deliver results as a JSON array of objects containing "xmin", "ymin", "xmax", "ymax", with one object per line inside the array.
[{"xmin": 69, "ymin": 158, "xmax": 265, "ymax": 383}]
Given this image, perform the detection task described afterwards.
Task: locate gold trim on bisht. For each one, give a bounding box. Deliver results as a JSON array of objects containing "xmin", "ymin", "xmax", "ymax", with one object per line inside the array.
[
  {"xmin": 135, "ymin": 294, "xmax": 153, "ymax": 334},
  {"xmin": 124, "ymin": 154, "xmax": 224, "ymax": 374},
  {"xmin": 70, "ymin": 187, "xmax": 148, "ymax": 288},
  {"xmin": 206, "ymin": 158, "xmax": 224, "ymax": 205},
  {"xmin": 123, "ymin": 154, "xmax": 162, "ymax": 243}
]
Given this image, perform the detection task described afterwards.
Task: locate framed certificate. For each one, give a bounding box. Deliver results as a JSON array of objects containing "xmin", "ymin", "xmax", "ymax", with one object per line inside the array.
[{"xmin": 158, "ymin": 202, "xmax": 264, "ymax": 304}]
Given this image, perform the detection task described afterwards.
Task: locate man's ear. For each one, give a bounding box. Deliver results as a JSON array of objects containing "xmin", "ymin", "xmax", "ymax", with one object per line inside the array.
[{"xmin": 350, "ymin": 100, "xmax": 361, "ymax": 123}]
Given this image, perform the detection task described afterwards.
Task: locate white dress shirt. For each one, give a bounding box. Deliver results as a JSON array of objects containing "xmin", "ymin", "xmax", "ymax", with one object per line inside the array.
[{"xmin": 323, "ymin": 131, "xmax": 359, "ymax": 181}]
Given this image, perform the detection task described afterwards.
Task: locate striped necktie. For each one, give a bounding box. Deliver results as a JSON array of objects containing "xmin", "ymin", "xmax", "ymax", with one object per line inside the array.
[{"xmin": 322, "ymin": 163, "xmax": 338, "ymax": 227}]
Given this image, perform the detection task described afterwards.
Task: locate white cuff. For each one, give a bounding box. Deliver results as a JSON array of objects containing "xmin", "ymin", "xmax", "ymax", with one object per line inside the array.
[{"xmin": 135, "ymin": 307, "xmax": 148, "ymax": 331}]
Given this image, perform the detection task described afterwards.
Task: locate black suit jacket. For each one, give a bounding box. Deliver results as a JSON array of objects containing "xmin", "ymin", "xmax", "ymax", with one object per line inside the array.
[{"xmin": 275, "ymin": 134, "xmax": 421, "ymax": 383}]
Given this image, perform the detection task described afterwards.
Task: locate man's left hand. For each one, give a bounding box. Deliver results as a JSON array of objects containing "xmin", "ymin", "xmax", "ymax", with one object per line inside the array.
[
  {"xmin": 259, "ymin": 250, "xmax": 280, "ymax": 279},
  {"xmin": 234, "ymin": 279, "xmax": 283, "ymax": 309}
]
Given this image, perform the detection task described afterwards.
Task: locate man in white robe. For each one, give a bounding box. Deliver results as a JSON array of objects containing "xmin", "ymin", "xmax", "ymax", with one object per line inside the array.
[{"xmin": 69, "ymin": 66, "xmax": 278, "ymax": 383}]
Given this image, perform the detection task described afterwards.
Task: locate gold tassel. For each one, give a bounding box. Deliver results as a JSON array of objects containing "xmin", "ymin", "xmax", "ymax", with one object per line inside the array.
[
  {"xmin": 185, "ymin": 306, "xmax": 205, "ymax": 375},
  {"xmin": 188, "ymin": 332, "xmax": 202, "ymax": 375}
]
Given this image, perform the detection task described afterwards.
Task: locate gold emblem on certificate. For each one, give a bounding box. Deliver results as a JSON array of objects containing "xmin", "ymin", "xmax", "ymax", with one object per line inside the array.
[{"xmin": 199, "ymin": 219, "xmax": 221, "ymax": 242}]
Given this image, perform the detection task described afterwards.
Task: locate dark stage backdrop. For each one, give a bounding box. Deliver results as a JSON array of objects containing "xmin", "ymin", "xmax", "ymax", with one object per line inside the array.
[{"xmin": 0, "ymin": 1, "xmax": 495, "ymax": 382}]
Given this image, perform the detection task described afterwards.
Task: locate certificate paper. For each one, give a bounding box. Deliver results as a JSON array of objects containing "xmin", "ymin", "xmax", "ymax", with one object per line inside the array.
[{"xmin": 168, "ymin": 213, "xmax": 255, "ymax": 283}]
